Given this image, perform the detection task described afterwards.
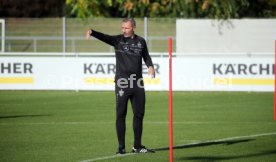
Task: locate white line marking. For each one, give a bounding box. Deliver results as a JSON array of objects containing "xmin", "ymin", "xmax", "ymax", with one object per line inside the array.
[
  {"xmin": 79, "ymin": 153, "xmax": 136, "ymax": 162},
  {"xmin": 202, "ymin": 132, "xmax": 276, "ymax": 143},
  {"xmin": 0, "ymin": 121, "xmax": 274, "ymax": 126},
  {"xmin": 0, "ymin": 122, "xmax": 114, "ymax": 125},
  {"xmin": 78, "ymin": 132, "xmax": 276, "ymax": 162},
  {"xmin": 0, "ymin": 121, "xmax": 206, "ymax": 126}
]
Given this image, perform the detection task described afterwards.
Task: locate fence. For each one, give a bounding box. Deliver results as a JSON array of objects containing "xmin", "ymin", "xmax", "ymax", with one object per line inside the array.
[{"xmin": 2, "ymin": 18, "xmax": 176, "ymax": 53}]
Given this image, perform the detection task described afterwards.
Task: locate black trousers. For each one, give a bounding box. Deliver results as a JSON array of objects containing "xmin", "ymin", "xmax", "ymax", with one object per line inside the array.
[{"xmin": 115, "ymin": 81, "xmax": 145, "ymax": 149}]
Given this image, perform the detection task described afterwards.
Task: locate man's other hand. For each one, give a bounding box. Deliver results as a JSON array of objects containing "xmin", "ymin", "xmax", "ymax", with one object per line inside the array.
[{"xmin": 148, "ymin": 66, "xmax": 155, "ymax": 79}]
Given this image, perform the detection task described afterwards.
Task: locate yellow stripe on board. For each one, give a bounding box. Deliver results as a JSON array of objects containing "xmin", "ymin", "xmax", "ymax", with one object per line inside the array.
[
  {"xmin": 84, "ymin": 77, "xmax": 114, "ymax": 85},
  {"xmin": 213, "ymin": 78, "xmax": 274, "ymax": 85},
  {"xmin": 0, "ymin": 77, "xmax": 34, "ymax": 84},
  {"xmin": 84, "ymin": 77, "xmax": 161, "ymax": 85}
]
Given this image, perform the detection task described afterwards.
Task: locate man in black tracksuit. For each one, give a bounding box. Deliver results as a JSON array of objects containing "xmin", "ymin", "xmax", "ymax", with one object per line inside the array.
[{"xmin": 86, "ymin": 18, "xmax": 155, "ymax": 154}]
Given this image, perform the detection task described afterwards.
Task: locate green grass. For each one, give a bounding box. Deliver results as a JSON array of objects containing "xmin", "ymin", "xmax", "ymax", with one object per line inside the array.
[{"xmin": 0, "ymin": 91, "xmax": 275, "ymax": 162}]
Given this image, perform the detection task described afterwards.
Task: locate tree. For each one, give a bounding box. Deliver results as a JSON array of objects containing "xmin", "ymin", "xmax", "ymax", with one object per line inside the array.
[
  {"xmin": 65, "ymin": 0, "xmax": 276, "ymax": 18},
  {"xmin": 0, "ymin": 0, "xmax": 65, "ymax": 17}
]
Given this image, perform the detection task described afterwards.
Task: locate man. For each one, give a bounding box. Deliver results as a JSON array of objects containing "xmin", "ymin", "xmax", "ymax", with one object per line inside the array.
[{"xmin": 86, "ymin": 18, "xmax": 155, "ymax": 154}]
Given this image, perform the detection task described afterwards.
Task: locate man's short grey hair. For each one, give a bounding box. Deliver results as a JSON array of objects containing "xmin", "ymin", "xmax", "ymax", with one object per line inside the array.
[{"xmin": 122, "ymin": 18, "xmax": 136, "ymax": 28}]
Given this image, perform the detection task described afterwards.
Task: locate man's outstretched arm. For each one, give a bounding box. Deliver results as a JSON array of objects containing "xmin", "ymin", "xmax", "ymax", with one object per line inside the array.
[{"xmin": 86, "ymin": 29, "xmax": 116, "ymax": 46}]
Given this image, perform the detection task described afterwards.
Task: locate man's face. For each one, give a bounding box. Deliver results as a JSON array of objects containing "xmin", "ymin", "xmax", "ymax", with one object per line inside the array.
[{"xmin": 122, "ymin": 21, "xmax": 134, "ymax": 38}]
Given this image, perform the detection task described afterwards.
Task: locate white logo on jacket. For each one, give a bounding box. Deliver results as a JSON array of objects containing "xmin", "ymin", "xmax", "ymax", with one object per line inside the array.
[{"xmin": 118, "ymin": 89, "xmax": 124, "ymax": 97}]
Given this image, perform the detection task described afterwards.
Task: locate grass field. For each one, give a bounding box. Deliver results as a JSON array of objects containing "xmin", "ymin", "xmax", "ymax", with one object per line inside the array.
[{"xmin": 0, "ymin": 91, "xmax": 275, "ymax": 162}]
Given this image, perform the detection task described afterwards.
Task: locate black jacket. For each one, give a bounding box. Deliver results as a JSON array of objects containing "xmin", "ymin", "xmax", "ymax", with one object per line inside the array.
[{"xmin": 91, "ymin": 30, "xmax": 153, "ymax": 81}]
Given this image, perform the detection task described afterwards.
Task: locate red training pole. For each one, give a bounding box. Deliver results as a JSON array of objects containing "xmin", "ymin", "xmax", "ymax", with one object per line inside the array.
[
  {"xmin": 168, "ymin": 37, "xmax": 173, "ymax": 162},
  {"xmin": 274, "ymin": 40, "xmax": 276, "ymax": 121}
]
